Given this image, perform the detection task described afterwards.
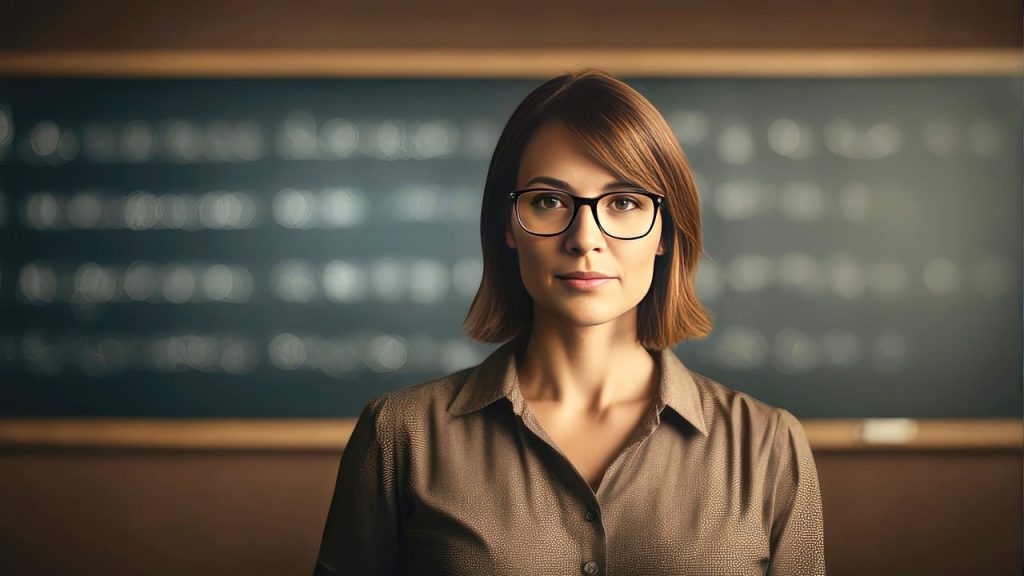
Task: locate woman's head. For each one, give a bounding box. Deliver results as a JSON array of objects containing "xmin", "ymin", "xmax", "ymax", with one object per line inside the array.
[{"xmin": 463, "ymin": 69, "xmax": 712, "ymax": 350}]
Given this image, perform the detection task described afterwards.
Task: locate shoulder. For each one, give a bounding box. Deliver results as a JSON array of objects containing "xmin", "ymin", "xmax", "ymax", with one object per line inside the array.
[
  {"xmin": 682, "ymin": 369, "xmax": 816, "ymax": 490},
  {"xmin": 357, "ymin": 365, "xmax": 477, "ymax": 430},
  {"xmin": 686, "ymin": 369, "xmax": 800, "ymax": 444}
]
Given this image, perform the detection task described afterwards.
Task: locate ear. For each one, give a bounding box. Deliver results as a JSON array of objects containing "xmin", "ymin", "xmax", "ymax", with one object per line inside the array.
[
  {"xmin": 505, "ymin": 225, "xmax": 517, "ymax": 250},
  {"xmin": 655, "ymin": 238, "xmax": 664, "ymax": 256}
]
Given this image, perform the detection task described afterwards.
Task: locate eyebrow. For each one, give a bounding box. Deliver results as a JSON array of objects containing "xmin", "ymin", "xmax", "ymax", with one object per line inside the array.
[{"xmin": 522, "ymin": 176, "xmax": 641, "ymax": 192}]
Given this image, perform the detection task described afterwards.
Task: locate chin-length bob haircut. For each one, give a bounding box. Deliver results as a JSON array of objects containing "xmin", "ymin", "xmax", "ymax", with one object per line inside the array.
[{"xmin": 463, "ymin": 69, "xmax": 713, "ymax": 351}]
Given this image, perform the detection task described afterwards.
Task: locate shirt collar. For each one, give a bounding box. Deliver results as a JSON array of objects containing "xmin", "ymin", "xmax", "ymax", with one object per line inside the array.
[{"xmin": 447, "ymin": 340, "xmax": 708, "ymax": 437}]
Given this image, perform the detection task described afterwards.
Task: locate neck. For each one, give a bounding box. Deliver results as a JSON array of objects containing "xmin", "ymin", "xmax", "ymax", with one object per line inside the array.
[{"xmin": 516, "ymin": 305, "xmax": 657, "ymax": 415}]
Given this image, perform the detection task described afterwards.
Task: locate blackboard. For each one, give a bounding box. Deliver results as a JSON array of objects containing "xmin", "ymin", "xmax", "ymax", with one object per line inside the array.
[{"xmin": 0, "ymin": 77, "xmax": 1019, "ymax": 419}]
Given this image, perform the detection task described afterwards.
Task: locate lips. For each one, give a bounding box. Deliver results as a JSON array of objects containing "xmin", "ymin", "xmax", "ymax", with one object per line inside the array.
[
  {"xmin": 556, "ymin": 272, "xmax": 613, "ymax": 280},
  {"xmin": 556, "ymin": 272, "xmax": 615, "ymax": 291}
]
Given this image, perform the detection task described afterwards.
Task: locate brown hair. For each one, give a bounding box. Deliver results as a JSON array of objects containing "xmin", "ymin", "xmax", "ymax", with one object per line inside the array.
[{"xmin": 462, "ymin": 69, "xmax": 713, "ymax": 350}]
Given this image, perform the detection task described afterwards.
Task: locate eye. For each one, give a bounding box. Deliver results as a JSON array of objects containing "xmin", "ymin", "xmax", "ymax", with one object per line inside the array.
[
  {"xmin": 531, "ymin": 194, "xmax": 566, "ymax": 210},
  {"xmin": 609, "ymin": 195, "xmax": 640, "ymax": 211}
]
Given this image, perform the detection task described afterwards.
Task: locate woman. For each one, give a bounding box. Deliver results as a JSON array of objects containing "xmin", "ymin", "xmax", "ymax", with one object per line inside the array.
[{"xmin": 314, "ymin": 69, "xmax": 825, "ymax": 576}]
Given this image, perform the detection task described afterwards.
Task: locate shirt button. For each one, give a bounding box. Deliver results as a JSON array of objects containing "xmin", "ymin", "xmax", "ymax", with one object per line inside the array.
[
  {"xmin": 584, "ymin": 509, "xmax": 599, "ymax": 522},
  {"xmin": 581, "ymin": 560, "xmax": 599, "ymax": 575}
]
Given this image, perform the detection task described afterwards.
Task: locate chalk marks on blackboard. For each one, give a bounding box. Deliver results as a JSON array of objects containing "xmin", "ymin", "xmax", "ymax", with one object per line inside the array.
[
  {"xmin": 704, "ymin": 325, "xmax": 907, "ymax": 374},
  {"xmin": 0, "ymin": 330, "xmax": 488, "ymax": 379},
  {"xmin": 13, "ymin": 251, "xmax": 1014, "ymax": 307}
]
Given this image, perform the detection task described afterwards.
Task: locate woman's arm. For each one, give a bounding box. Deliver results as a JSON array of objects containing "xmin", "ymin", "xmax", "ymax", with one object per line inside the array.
[
  {"xmin": 766, "ymin": 409, "xmax": 827, "ymax": 576},
  {"xmin": 314, "ymin": 395, "xmax": 402, "ymax": 576}
]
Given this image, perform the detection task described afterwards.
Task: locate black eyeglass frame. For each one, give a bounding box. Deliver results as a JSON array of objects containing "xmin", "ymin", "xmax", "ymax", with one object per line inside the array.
[{"xmin": 509, "ymin": 187, "xmax": 665, "ymax": 240}]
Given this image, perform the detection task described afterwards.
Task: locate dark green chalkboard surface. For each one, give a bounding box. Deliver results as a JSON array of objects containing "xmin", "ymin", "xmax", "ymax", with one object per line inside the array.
[{"xmin": 0, "ymin": 77, "xmax": 1019, "ymax": 419}]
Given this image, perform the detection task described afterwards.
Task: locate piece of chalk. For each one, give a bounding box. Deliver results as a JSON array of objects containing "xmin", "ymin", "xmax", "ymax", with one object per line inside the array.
[{"xmin": 858, "ymin": 418, "xmax": 919, "ymax": 444}]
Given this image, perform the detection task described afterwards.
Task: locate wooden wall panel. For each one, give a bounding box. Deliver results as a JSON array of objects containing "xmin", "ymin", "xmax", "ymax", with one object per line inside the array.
[
  {"xmin": 816, "ymin": 450, "xmax": 1023, "ymax": 576},
  {"xmin": 0, "ymin": 450, "xmax": 339, "ymax": 576},
  {"xmin": 1, "ymin": 448, "xmax": 1020, "ymax": 576},
  {"xmin": 3, "ymin": 0, "xmax": 1020, "ymax": 51}
]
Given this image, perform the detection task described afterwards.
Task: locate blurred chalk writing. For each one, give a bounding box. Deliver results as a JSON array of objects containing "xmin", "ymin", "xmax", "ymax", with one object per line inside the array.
[{"xmin": 0, "ymin": 77, "xmax": 1019, "ymax": 418}]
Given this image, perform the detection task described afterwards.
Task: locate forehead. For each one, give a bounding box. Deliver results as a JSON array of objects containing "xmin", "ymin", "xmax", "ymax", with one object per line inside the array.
[{"xmin": 516, "ymin": 122, "xmax": 619, "ymax": 188}]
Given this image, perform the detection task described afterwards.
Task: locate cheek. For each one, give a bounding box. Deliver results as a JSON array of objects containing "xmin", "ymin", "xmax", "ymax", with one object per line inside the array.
[
  {"xmin": 623, "ymin": 241, "xmax": 661, "ymax": 291},
  {"xmin": 511, "ymin": 239, "xmax": 550, "ymax": 289}
]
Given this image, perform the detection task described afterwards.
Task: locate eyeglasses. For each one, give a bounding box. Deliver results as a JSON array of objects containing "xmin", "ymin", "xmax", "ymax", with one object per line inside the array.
[{"xmin": 509, "ymin": 188, "xmax": 664, "ymax": 240}]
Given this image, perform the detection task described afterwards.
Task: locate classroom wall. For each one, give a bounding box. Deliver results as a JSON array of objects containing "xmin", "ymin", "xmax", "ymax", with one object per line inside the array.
[{"xmin": 2, "ymin": 2, "xmax": 1020, "ymax": 575}]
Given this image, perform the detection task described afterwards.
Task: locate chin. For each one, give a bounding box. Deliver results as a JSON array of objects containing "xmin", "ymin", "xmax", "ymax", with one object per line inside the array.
[{"xmin": 540, "ymin": 300, "xmax": 631, "ymax": 328}]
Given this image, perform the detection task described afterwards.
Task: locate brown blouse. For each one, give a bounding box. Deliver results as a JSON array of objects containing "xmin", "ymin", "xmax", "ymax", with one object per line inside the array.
[{"xmin": 314, "ymin": 340, "xmax": 826, "ymax": 575}]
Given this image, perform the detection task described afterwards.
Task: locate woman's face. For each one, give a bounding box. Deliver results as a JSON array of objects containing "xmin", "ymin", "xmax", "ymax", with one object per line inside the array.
[{"xmin": 506, "ymin": 121, "xmax": 664, "ymax": 330}]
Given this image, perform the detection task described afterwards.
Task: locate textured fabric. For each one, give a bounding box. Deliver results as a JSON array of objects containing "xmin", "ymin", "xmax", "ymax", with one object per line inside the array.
[{"xmin": 315, "ymin": 340, "xmax": 826, "ymax": 575}]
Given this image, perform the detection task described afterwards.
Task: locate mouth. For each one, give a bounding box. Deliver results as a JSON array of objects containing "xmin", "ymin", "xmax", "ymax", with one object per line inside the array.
[
  {"xmin": 556, "ymin": 271, "xmax": 613, "ymax": 280},
  {"xmin": 555, "ymin": 275, "xmax": 615, "ymax": 290}
]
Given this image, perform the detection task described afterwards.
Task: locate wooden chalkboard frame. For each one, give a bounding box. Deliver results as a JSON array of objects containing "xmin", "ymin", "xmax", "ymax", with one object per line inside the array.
[
  {"xmin": 0, "ymin": 418, "xmax": 1019, "ymax": 451},
  {"xmin": 0, "ymin": 49, "xmax": 1019, "ymax": 78}
]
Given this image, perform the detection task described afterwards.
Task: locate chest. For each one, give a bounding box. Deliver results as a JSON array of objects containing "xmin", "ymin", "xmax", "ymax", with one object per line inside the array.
[
  {"xmin": 525, "ymin": 401, "xmax": 652, "ymax": 491},
  {"xmin": 399, "ymin": 409, "xmax": 773, "ymax": 576}
]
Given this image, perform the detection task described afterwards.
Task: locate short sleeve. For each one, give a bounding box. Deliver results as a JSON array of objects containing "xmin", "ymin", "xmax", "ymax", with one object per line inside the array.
[
  {"xmin": 766, "ymin": 409, "xmax": 826, "ymax": 576},
  {"xmin": 314, "ymin": 395, "xmax": 402, "ymax": 576}
]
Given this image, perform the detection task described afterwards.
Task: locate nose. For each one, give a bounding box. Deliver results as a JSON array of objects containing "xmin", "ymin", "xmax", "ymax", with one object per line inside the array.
[{"xmin": 563, "ymin": 202, "xmax": 606, "ymax": 255}]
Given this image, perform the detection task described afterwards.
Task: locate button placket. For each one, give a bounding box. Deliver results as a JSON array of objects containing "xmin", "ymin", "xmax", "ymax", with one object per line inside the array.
[{"xmin": 581, "ymin": 504, "xmax": 604, "ymax": 576}]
